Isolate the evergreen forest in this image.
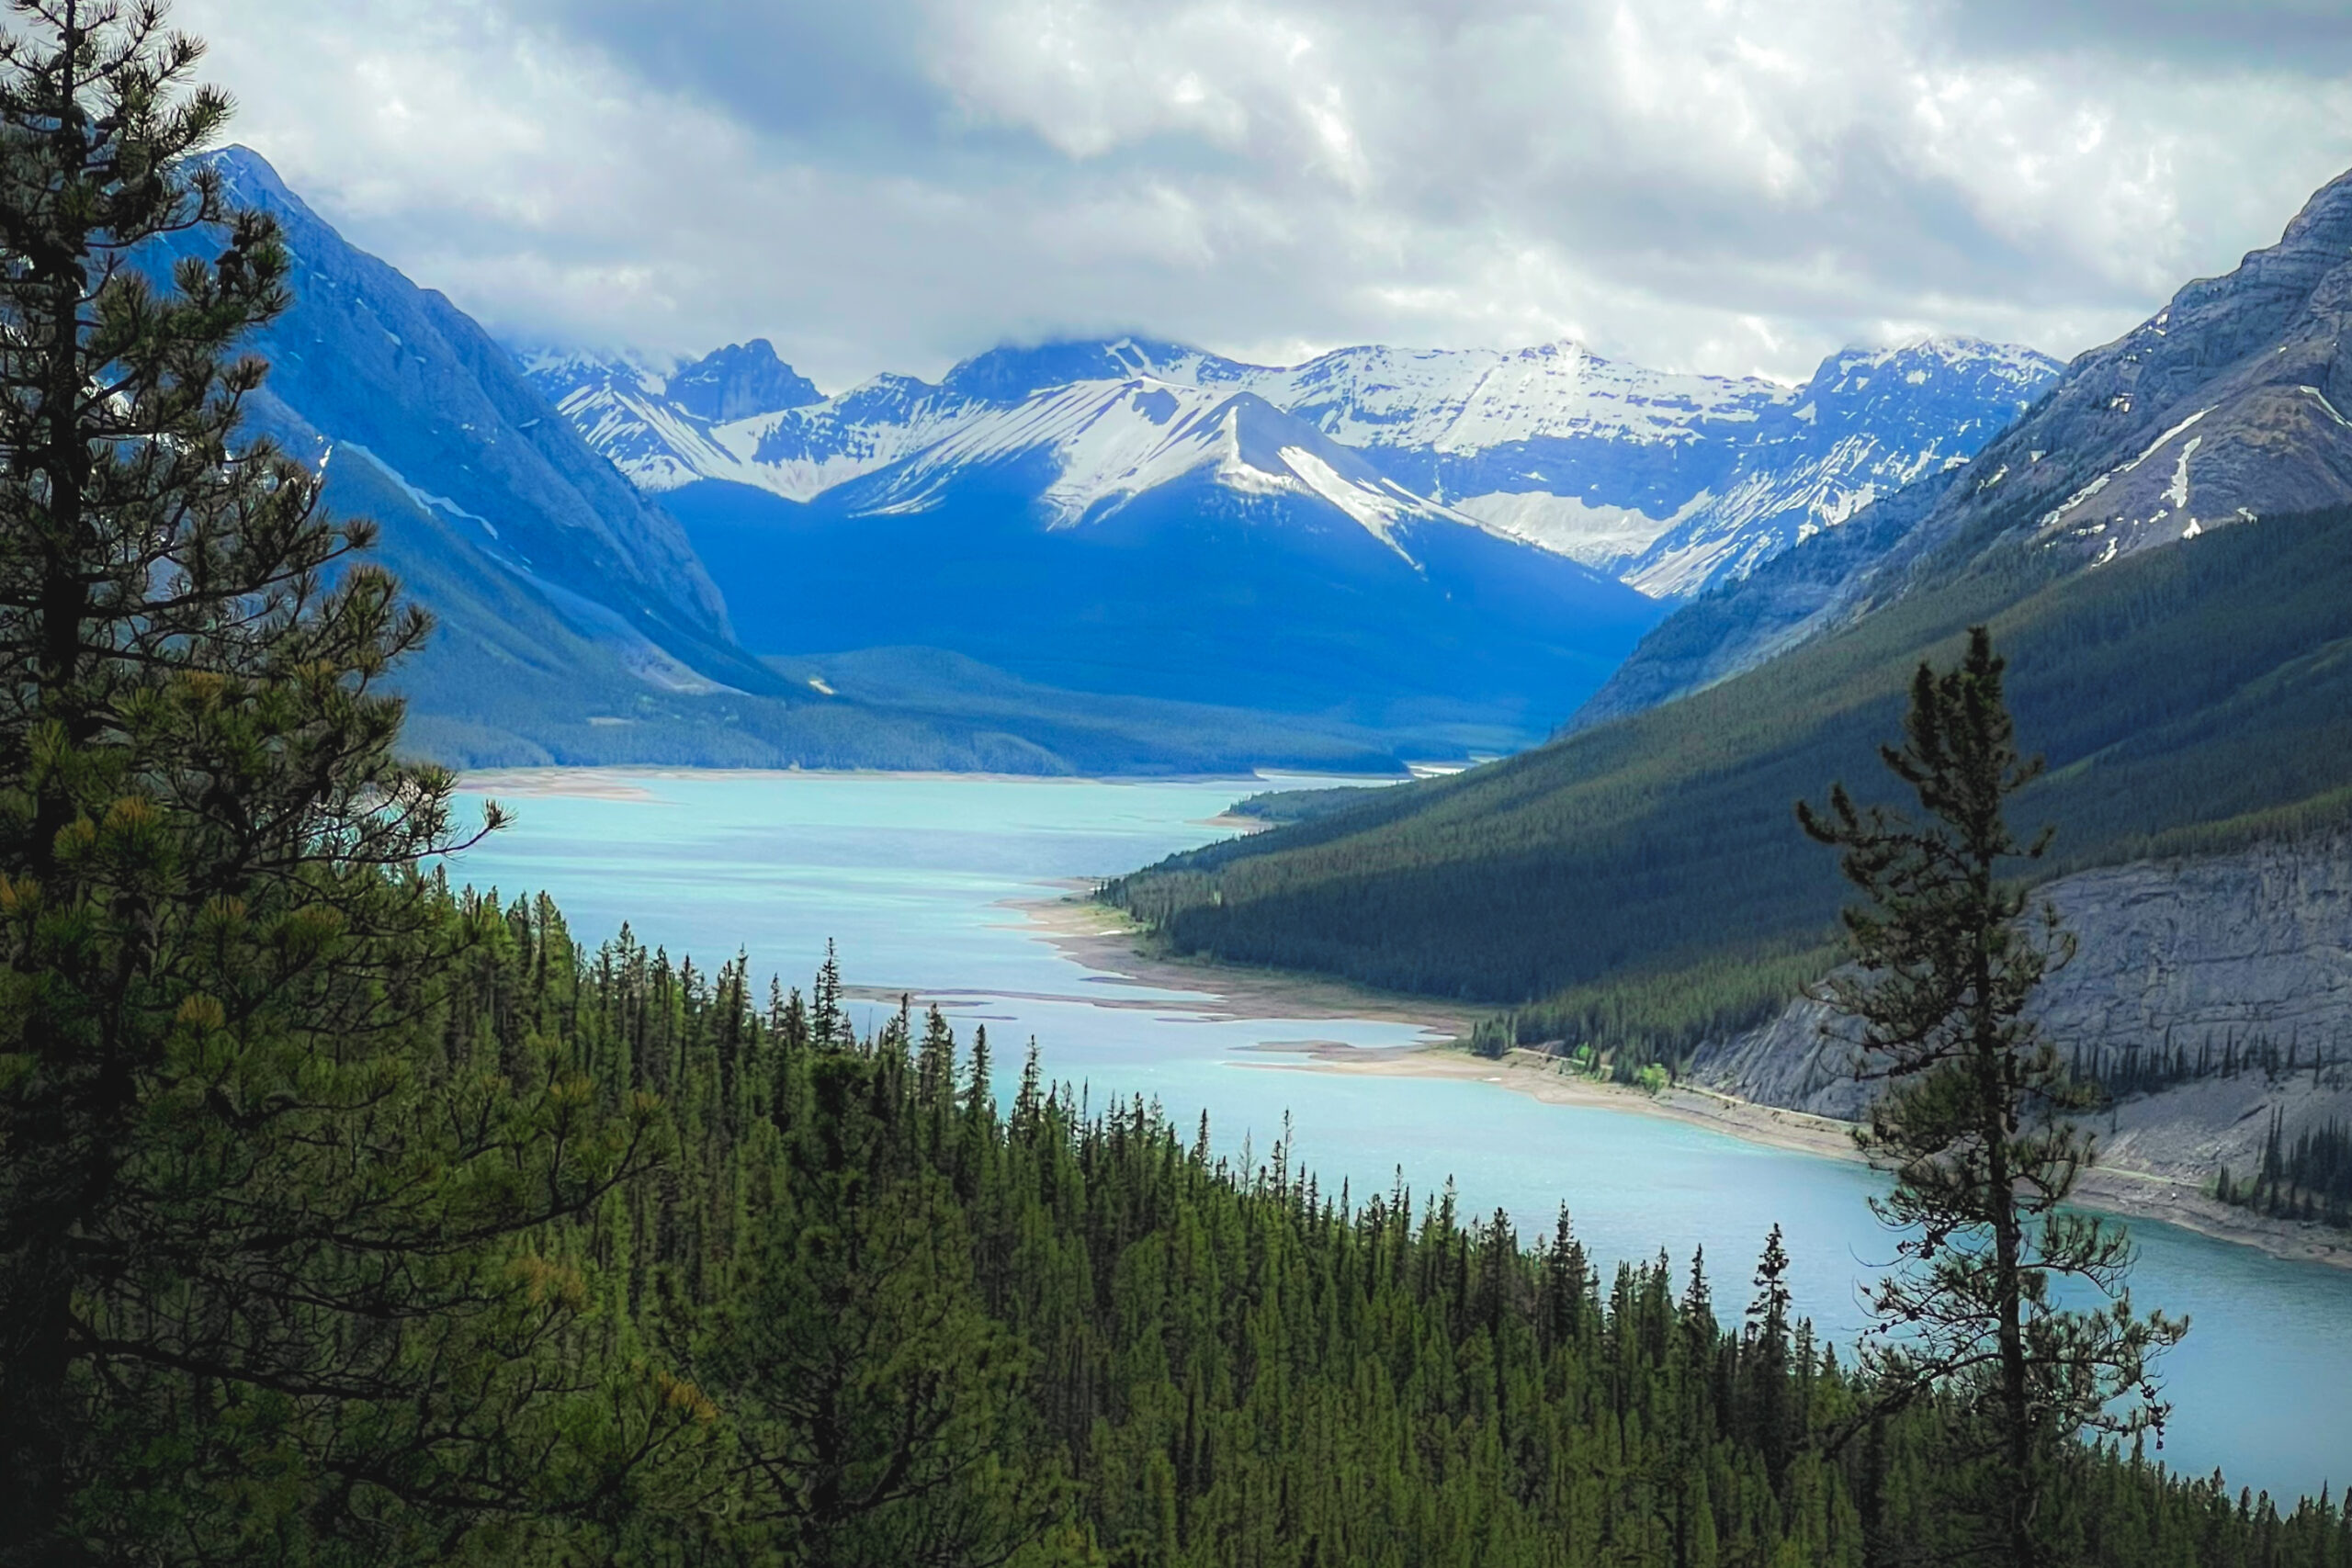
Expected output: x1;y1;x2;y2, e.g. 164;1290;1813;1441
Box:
27;902;2352;1566
2218;1110;2352;1229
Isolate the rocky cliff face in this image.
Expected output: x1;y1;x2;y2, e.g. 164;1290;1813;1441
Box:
1578;163;2352;726
1990;168;2352;567
664;340;822;424
1687;830;2352;1183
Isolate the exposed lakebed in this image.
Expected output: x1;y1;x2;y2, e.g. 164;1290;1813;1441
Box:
448;769;2352;1504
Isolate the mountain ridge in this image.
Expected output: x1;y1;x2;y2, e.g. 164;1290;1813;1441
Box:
1578;164;2352;725
186;146;1477;773
529;330;2059;600
180;147;786;700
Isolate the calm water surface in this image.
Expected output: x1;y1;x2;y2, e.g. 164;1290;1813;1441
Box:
447;770;2352;1503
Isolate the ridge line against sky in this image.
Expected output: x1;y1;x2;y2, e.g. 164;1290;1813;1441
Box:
181;0;2352;395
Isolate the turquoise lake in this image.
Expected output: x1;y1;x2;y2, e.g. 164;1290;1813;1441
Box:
447;769;2352;1504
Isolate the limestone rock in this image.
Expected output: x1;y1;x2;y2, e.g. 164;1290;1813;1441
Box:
1688;830;2352;1179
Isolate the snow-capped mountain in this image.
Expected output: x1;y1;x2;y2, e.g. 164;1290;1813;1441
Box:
1607;337;2064;595
797;374;1494;554
530;329;1672;728
662;407;1667;728
1576;161;2352;731
532;333;2058;598
183;148;774;696
522;339;825;492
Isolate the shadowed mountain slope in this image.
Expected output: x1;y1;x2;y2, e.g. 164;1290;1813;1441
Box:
1111;501;2352;1001
1579;163;2352;729
663;381;1670;742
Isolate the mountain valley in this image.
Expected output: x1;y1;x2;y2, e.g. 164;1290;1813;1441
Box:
187;148;1554;772
1104;161;2352;1224
24;5;2352;1562
157;149;2073;774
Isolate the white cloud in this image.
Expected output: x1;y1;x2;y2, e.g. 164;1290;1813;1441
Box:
175;0;2352;391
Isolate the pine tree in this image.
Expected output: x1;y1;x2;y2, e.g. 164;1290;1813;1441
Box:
918;1002;958;1157
715;1048;1061;1568
1747;1224;1795;1493
0;6;673;1559
1798;626;2185;1567
812;938;848;1049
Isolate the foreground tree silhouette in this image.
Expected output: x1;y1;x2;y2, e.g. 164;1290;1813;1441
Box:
1799;626;2184;1567
0;5;684;1562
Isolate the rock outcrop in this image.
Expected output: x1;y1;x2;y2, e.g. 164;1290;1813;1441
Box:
1688;830;2352;1184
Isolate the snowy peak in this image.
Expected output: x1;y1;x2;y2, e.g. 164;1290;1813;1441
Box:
517;340;828;492
523;355;729;492
938;335;1219;406
743;374;982;499
1261;340;1791;454
1901;163;2352;570
545;328;2058;597
826;374;1470;559
1066;386;1465;552
1467;336;2061;594
666;339;822;423
1804;336;2062;430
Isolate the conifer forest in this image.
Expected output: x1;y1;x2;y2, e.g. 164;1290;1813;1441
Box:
22;897;2352;1567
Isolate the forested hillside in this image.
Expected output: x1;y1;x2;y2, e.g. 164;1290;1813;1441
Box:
47;896;2346;1566
1108;501;2352;1006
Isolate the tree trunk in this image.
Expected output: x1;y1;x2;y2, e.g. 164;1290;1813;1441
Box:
1974;934;2036;1568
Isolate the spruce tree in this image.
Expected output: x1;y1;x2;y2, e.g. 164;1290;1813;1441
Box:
1799;626;2184;1567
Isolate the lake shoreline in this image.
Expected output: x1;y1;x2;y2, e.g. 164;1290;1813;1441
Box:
459;764;1413;799
1018;885;1488;1039
1029;892;2352;1272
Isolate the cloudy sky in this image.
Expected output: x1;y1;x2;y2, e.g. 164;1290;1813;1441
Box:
177;0;2352;391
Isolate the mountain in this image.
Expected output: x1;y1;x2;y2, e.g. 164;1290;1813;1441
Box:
1568;470;1965;729
165;149;1457;774
534;333;2059;601
1955;166;2352;566
664;340;824;423
662;380;1668;740
1581;166;2352;728
520;340;825;491
1104;164;2352;1016
186;148;2053;769
1603;339;2056;595
178;149;772;692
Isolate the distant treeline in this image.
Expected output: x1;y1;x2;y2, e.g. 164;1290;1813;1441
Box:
2072;1032;2352;1101
1468;945;1839;1081
2220;1110;2352;1230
